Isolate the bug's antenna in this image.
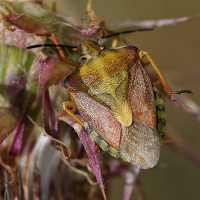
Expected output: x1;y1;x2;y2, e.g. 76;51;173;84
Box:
27;44;77;50
100;28;153;39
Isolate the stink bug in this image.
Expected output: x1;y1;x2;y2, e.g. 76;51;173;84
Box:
62;38;167;169
27;30;192;169
61;33;192;169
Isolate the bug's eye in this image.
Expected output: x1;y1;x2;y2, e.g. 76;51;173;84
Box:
81;56;87;60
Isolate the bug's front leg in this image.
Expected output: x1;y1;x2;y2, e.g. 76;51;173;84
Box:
35;33;79;70
139;50;193;110
62;100;84;127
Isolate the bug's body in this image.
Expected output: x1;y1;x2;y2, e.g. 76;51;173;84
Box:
26;0;192;170
64;40;166;169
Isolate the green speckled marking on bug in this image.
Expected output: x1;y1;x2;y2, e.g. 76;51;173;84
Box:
84;85;166;161
84;121;125;160
153;85;166;144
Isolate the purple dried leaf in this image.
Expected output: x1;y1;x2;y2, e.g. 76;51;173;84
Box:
7;13;45;33
0;108;20;144
42;89;58;138
28;53;74;99
9;90;31;155
1;4;103;55
58;115;107;200
43;15;104;47
67;18;102;36
123;166;141;200
110;14;200;30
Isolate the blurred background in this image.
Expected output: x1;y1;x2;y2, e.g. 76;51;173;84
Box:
45;0;200;199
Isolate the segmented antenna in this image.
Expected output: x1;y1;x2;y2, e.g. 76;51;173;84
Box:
27;28;153;49
100;28;153;39
27;44;77;49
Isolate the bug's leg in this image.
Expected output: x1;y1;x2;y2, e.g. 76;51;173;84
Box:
111;35;120;48
95;144;99;151
36;33;79;75
0;1;15;15
85;0;106;39
36;33;79;70
0;1;15;32
61;91;81;125
52;0;57;12
139;50;193;110
69;93;78;113
62;101;84;127
85;0;103;24
50;34;79;69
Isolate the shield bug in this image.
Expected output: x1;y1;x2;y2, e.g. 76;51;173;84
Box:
28;30;192;169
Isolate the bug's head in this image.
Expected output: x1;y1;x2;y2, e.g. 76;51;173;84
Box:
78;40;105;61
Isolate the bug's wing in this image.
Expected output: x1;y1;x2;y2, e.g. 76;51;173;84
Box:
128;62;157;131
72;91;122;151
84;114;160;169
120;118;160;169
120;85;165;168
119;61;160;168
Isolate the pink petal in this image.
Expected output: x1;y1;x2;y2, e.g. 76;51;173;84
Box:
42;89;58;137
9;90;32;155
28;53;73;99
8;13;44;33
59;115;107;200
123;167;141;200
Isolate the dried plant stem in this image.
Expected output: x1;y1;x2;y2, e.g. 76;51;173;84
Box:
61;156;98;186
